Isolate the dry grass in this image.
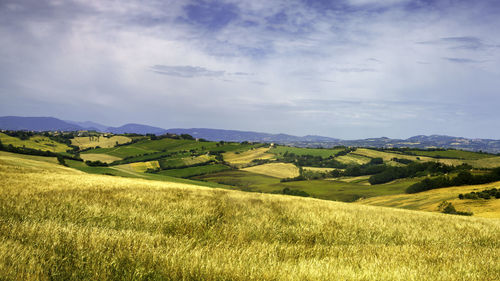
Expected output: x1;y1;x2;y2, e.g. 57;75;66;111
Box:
358;181;500;218
335;153;372;165
223;147;274;168
71;136;132;149
0;133;71;153
115;160;160;173
0;153;499;280
80;153;122;163
302;167;336;173
242;163;300;179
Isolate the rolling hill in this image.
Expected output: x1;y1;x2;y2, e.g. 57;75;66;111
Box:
0;152;498;280
3;116;500;152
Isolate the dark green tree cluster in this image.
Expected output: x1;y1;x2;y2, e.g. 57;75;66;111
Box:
437;201;473;216
3;130;34;140
407;168;500;193
85;160;108;167
459;188;500;200
368;162;459;185
273;187;309;197
0;141;82;161
280;152;347;169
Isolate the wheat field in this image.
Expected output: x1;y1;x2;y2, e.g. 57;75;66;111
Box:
242;162;300;179
0;153;499;280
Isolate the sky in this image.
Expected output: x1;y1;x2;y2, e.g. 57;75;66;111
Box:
1;0;500;139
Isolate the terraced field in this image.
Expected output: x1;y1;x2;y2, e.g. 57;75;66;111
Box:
242;163;300;179
358;181;500;218
71;135;131;149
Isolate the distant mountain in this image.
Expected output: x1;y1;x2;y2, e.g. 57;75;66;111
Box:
0;116;83;131
107;123;168;135
65;120;109;132
2;116;500;153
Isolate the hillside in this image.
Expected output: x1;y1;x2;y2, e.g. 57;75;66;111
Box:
357;182;500;218
4;116;500;152
0;153;499;280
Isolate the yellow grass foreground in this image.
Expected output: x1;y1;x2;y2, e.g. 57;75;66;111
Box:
242;162;300;178
357;181;500;218
0;153;499;280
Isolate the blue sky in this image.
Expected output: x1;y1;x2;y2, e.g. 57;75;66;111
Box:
1;0;500;139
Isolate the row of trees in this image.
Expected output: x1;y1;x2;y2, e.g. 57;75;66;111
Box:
406;168;500;193
459;188;500;200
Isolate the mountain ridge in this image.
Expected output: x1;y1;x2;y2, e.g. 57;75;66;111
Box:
1;116;500;153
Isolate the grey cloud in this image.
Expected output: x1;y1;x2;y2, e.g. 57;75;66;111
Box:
417;36;498;50
442;57;484;64
335;68;377;73
151;65;225;78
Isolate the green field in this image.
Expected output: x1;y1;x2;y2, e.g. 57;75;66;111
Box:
402;149;495;160
270;145;343;158
1;152;498;280
65;159;225;188
194;170;281;191
0;133;72;154
358;181;500;218
196;169;421;202
157;164;232;178
158;154;213;169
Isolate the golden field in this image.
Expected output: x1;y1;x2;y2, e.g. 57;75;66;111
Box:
0;153;499;280
358;181;500;218
223;147;274;168
71;135;132;149
242;162;300;179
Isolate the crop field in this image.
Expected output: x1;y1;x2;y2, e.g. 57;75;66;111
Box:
157;164;231;178
158;154;213;169
0;133;71;153
352;148;434;162
65;159;224;188
115;160;160;173
264;178;422;202
403;149;495;160
242;163;300;179
71;135;131;149
335;153;372;165
302;167;336;173
194;170;281;191
270;146;343;158
1;154;498;280
358;181;500;218
223;147;274;167
80;153;122;163
0;151;58;164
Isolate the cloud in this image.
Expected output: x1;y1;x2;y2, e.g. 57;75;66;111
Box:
151;65;225;78
417;36;498;50
442;57;484;64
